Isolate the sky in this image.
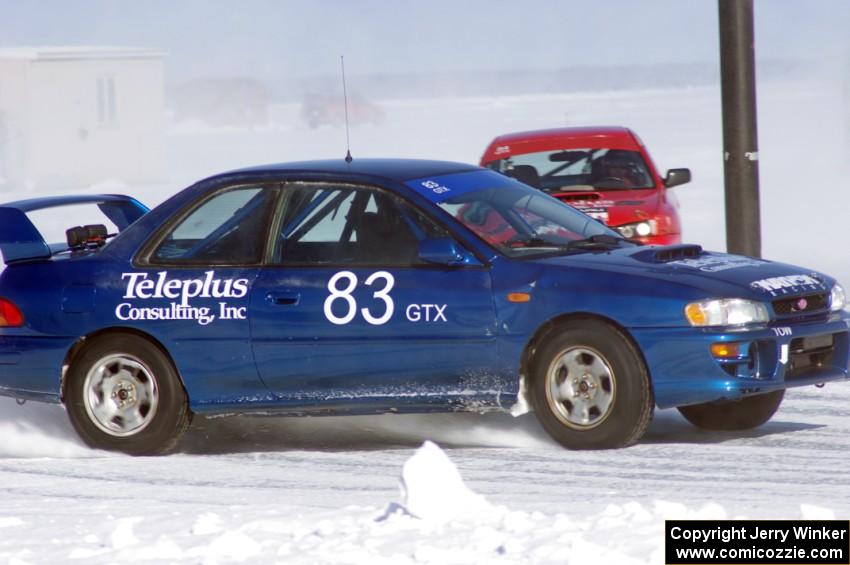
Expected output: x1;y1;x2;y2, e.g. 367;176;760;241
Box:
0;0;847;82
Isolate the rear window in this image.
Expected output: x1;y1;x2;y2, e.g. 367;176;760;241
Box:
151;186;276;265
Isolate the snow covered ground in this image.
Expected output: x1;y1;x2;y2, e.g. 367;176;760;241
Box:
1;75;850;563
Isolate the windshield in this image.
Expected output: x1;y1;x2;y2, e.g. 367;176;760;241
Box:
486;148;655;191
406;170;627;258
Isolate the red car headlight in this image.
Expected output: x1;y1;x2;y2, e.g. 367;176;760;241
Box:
616;220;656;238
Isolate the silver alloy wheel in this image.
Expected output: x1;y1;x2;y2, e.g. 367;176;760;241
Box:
545;346;616;429
82;353;159;437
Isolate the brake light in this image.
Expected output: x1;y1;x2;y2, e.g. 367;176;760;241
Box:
0;298;24;327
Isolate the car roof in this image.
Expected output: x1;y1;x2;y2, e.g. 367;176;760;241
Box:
488;126;634;145
101;158;488;262
480;126;642;164
214;158;480;183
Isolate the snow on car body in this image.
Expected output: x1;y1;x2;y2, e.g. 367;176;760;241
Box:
480;126;691;244
0;159;846;454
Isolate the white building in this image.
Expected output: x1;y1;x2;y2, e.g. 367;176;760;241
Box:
0;47;165;191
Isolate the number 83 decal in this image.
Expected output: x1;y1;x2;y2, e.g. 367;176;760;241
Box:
323;271;394;325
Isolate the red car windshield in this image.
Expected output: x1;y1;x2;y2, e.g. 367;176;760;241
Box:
486;148;654;191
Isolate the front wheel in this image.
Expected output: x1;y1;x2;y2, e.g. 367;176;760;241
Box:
65;334;191;455
677;390;784;431
529;320;654;449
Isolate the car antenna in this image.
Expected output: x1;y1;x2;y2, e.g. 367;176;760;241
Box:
340;55;353;163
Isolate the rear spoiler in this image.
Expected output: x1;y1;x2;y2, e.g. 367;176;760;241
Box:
0;194;148;264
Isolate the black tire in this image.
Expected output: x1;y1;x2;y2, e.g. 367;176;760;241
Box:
65;334;191;455
677;390;784;431
529;320;653;449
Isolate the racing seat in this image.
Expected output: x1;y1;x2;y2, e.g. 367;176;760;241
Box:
356;201;418;264
506;165;540;188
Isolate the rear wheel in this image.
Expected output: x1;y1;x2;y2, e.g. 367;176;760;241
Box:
529;320;653;449
677;390;784;431
65;334;191;455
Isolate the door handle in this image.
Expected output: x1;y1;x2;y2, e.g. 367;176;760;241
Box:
266;291;300;306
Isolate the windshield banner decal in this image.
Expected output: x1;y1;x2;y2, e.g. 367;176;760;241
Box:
405;170;508;203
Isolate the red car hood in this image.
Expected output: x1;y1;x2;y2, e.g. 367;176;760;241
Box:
552;188;661;227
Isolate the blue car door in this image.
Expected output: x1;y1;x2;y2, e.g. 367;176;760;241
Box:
135;184;277;406
249;181;503;406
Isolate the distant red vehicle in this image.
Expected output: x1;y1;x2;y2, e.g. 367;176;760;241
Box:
480;126;691;245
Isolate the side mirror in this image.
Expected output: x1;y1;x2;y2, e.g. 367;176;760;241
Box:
418;237;480;266
664;168;691;188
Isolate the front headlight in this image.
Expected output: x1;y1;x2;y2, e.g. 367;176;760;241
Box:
616;220;655;239
830;283;846;312
684;298;769;327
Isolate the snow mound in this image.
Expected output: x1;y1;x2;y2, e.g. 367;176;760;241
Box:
397;440;495;522
373;442;667;563
369;443;730;564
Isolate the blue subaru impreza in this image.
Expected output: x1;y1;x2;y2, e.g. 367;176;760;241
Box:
0;159;847;454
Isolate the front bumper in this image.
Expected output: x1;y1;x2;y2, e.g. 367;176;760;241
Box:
631;313;850;408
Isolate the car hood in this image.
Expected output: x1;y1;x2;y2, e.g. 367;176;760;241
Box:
552;188;660;227
532;244;835;303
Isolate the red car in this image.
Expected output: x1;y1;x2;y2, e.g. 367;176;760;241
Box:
480;126;690;245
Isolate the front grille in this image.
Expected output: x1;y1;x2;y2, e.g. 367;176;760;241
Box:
557;193;599;202
772;293;829;317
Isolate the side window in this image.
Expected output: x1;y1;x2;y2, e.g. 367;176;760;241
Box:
152;186;276;264
275;182;453;266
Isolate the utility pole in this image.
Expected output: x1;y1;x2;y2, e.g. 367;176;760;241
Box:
718;0;761;257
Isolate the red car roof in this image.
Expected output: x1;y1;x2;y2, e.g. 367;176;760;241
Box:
480;126;643;164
